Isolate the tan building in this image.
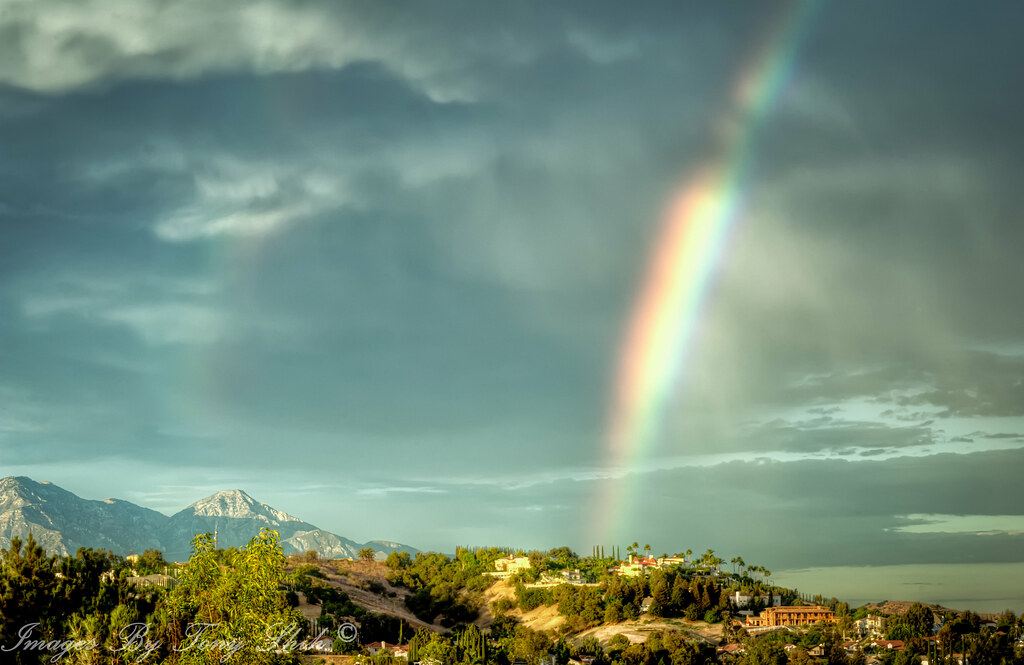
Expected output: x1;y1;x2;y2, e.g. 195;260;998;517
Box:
490;555;532;576
746;606;837;627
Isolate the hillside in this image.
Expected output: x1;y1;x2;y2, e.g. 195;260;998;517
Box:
476;578;566;633
573;617;723;647
286;557;439;630
473;578;724;644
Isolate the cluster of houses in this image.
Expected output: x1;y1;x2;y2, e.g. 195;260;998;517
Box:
718;638;906;662
488;553;694;585
608;555;689;578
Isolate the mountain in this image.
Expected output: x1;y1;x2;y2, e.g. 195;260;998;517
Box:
0;476;166;556
0;477;418;561
161;489;366;561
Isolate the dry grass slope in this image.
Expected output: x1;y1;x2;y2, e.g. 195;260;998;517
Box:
285;557;440;630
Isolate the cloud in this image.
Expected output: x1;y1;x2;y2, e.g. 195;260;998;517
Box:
0;0;470;100
100;303;225;345
17;273;227;345
893;514;1024;536
2;0;1024;570
153;159;351;241
356;486;448;497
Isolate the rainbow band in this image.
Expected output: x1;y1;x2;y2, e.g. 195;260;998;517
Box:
594;0;821;546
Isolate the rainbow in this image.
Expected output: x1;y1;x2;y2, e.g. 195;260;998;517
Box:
594;0;821;545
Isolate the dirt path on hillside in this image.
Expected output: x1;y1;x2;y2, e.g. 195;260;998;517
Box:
287;559;439;631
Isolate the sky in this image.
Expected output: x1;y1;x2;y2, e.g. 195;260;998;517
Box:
2;0;1024;607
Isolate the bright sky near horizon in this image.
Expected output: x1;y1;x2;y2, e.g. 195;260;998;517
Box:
2;0;1024;606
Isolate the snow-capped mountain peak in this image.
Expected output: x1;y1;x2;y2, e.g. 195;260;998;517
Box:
0;477;418;562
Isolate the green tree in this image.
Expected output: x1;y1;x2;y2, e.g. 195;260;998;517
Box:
359;547;376;562
138;549;169;575
457;625;486;664
386;551;412;570
164;528;301;664
904;603;934;638
740;638;787;665
649;580;670;618
0;533;60;653
605;601;624;624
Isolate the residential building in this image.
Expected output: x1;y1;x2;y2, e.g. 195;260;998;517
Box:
311;638;334;653
732;592;783;608
856;615;886;638
746;606;837;627
488;555;532;577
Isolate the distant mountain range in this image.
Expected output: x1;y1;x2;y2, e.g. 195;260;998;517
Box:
0;476;418;562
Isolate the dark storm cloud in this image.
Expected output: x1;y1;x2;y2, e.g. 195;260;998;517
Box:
1;0;1023;565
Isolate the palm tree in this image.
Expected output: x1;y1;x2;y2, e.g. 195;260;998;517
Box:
643;544;651;559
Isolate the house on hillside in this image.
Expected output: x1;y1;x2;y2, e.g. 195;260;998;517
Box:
856;616;886;638
732;592;782;608
561;569;583;583
746;606;837;627
368;642;396;656
486;555;532;578
311;638;334;653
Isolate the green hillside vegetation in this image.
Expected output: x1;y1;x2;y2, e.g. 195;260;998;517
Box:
2;536;1023;665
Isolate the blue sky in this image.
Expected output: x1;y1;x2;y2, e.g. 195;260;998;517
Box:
2;0;1024;600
